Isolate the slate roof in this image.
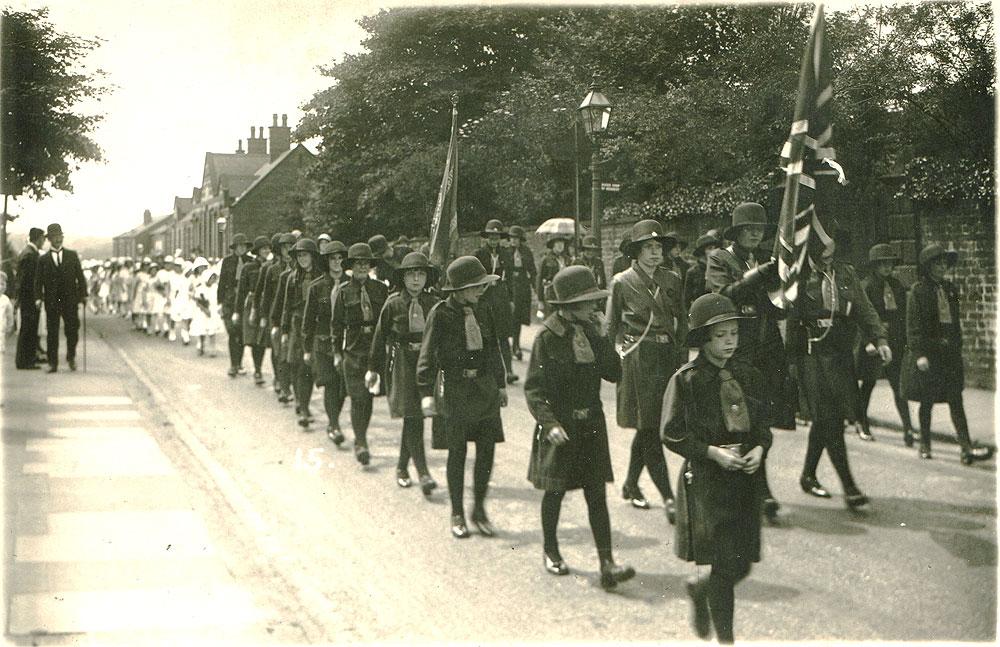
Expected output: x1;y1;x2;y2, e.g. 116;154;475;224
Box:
232;144;316;206
202;152;270;196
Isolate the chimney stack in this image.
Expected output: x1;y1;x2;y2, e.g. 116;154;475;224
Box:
143;209;152;225
247;124;267;155
272;113;278;126
236;139;245;154
268;111;292;161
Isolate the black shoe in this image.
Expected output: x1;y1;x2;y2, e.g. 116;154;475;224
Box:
856;422;874;442
451;514;470;539
254;372;265;386
18;364;41;370
903;429;915;448
327;427;345;446
419;474;437;496
544;552;569;576
799;475;831;498
471;509;495;537
920;445;932;460
298;415;311;428
46;366;57;374
506;372;519;385
278;392;291;404
355;445;370;466
396;470;412;488
513;349;523;361
845;488;870;510
664;498;676;525
227;366;238;378
67;359;77;372
599;560;636;590
685;578;711;640
961;445;994;465
763;498;781;524
622;484;650;509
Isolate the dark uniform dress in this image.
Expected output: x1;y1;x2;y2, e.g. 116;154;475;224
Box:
268;264;296;398
901;277;963;403
537;251;571;317
474;245;515;371
332;276;389;399
370;291;441;419
280;265;321;415
508;245;536;326
218;251;252;370
856;273;911;434
683;257;709;311
235;256;267;374
786;260;885;493
706;245;794;429
303;272;347;432
526;314;620;491
416;295;506;448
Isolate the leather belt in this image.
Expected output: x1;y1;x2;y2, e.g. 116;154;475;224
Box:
349;324;374;334
623;332;672;345
571;408;590;420
461;368;479;378
406;341;422;351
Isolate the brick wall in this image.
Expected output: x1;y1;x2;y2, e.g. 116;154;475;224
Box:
231;148;313;240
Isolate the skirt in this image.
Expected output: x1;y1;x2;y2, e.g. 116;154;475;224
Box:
797;351;857;423
617;339;679;430
528;417;613;491
342;350;372;399
901;345;964;403
433;413;504;450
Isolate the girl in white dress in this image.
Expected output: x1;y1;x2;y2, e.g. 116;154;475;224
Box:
131;261;152;331
189;259;222;356
169;259;192;344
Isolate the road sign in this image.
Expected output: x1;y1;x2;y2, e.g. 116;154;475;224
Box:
601;183;621;192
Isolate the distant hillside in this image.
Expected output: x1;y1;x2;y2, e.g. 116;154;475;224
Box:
8;236;113;260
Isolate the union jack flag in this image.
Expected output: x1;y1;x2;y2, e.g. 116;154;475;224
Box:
772;4;843;308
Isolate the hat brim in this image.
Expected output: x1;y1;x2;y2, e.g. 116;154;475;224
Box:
394;264;439;282
481;231;510;239
441;273;500;292
342;254;377;268
546;236;572;248
868;255;899;265
724;222;776;241
686;312;748;347
624;234;676;256
548;287;609;305
922;250;958;267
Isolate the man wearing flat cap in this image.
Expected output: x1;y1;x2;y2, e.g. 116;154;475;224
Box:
219;232;253;377
16;227;46;369
34;223;87;372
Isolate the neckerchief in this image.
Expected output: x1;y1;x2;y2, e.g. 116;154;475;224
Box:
719;367;750;433
462;305;483;351
359;281;373;321
408;294;426;333
883;280;897;312
570;321;595;364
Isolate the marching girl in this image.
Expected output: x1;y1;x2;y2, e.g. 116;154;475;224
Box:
661;293;772;644
130;259;152;331
150;260;173;336
97;263;112;314
368;251;440;496
280;238;322;428
169;258;193;345
114;260;132;318
189;258;220;356
525;265;635;590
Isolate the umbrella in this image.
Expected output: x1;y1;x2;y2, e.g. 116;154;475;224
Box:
535;217;588;236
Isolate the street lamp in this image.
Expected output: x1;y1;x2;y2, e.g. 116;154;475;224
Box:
216;215;227;258
578;81;612;248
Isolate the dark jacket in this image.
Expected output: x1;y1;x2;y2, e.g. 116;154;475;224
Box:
507;244;536;325
537;251;572;304
683;258;709;311
610;254;632;277
901;276;963;402
661;354;772;565
577;255;608;290
35;248;87;311
259;259;289;325
525;314;620;491
857;273;907;381
370;290;440;418
302;273;344;356
16;244;40;308
218;252;252;316
330;277;389;358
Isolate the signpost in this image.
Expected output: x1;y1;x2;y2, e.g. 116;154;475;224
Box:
601;182;621;192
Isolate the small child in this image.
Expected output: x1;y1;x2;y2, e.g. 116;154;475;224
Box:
0;271;14;353
661;293;772;644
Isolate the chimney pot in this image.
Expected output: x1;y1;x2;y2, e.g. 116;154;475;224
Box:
273;113;278;126
251;126;256;138
282;114;288;127
236;139;244;153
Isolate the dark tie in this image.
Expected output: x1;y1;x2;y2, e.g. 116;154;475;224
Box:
719;368;751;433
462;306;483;351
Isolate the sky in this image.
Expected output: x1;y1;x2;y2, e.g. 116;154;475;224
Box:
5;0;888;244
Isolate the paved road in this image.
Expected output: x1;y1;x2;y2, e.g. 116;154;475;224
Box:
5;314;996;643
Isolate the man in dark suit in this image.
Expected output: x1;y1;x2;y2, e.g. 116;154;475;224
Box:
218;232;252;377
34;223;87;372
15;227;45;369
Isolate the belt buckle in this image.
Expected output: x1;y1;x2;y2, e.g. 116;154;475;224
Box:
571;408;589;420
462;368;479;378
361;325;373;334
408;342;422;351
655;334;671;344
817;319;833;328
741;305;756;315
717;442;744;456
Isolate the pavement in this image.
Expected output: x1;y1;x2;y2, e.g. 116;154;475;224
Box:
3;315;996;643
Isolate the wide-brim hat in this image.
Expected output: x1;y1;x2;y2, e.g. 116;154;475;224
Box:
441;255;499;292
188;256;210;275
269;233;282;248
252;236;270;253
317;233;332;243
229;233;249;249
918;243;958;268
868;243;899;264
46;223;63;238
291;238;318;255
547;266;609;305
623;219;676;257
686;293;747;347
546;234;572;249
367;235;389;255
618;231;632;254
666;231;687;250
581;235;601;250
395;235;410;245
508;225;526;240
693;232;722;257
394;251;439;283
343;242;377;269
277;232;296;246
481;219;509;238
725;202;775;241
319;240;348;257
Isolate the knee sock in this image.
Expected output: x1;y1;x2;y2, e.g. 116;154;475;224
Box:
822;418;858;492
447;441;468;516
472;438;495;512
640;428;673;500
324;383;345;430
350;395;373;447
541;490;565;555
859;379;876;425
397;433;411;472
708;564;750;645
512;325;522;353
583;485;612;557
251;345;265;372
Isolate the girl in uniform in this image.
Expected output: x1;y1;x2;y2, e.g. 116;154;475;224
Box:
525;265;635;590
280;238;322;428
369;251;441;495
661;293;771;644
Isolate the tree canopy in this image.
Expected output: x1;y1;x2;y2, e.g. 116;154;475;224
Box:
297;3;994;241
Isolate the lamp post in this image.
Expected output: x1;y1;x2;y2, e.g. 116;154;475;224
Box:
578;80;612;247
216;215;227;258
